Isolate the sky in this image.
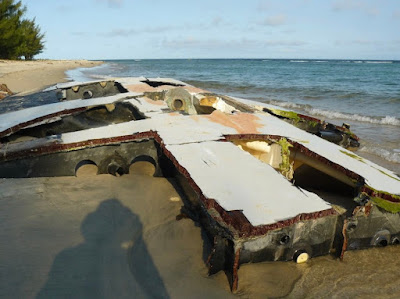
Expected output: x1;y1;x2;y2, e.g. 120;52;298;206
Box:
20;0;400;60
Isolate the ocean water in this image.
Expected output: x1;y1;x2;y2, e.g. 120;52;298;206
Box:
81;59;400;173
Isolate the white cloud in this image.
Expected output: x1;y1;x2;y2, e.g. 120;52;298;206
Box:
335;39;381;46
257;0;274;11
161;37;263;50
265;40;306;46
332;0;379;16
259;14;287;26
105;26;176;37
95;0;123;8
160;37;306;51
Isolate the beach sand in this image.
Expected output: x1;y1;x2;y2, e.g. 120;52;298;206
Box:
1;62;400;298
0;59;103;94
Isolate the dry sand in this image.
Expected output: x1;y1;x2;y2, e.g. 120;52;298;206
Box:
0;59;103;94
1;62;400;298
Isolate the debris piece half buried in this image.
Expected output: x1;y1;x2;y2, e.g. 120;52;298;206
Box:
0;77;399;292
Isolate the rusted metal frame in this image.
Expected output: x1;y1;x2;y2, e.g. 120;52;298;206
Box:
160;135;337;238
1;130;338;238
352;204;373;217
340;219;349;260
225;133;365;183
225;132;400;203
0;107;88;139
297;113;324;124
231;248;241;292
296;113;359;141
0;131;158;162
360;186;400;203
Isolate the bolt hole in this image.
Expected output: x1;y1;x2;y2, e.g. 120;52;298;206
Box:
108;163;125;177
280;235;290;245
347;223;357;233
173;99;184;110
378;239;388;247
83;90;93;99
392;238;400;245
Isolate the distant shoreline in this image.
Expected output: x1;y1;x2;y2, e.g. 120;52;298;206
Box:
0;59;103;95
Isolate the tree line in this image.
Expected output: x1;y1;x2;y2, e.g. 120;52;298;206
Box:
0;0;45;60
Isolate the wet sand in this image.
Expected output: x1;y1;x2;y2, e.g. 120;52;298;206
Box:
0;59;103;94
1;62;400;298
2;174;400;298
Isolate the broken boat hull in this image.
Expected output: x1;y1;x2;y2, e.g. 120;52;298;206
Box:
0;78;399;292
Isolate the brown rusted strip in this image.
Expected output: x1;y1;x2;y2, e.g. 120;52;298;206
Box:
297;113;323;124
161;140;338;237
340;219;349;260
0;107;88;138
360;186;400;203
0;131;158;161
1;130;341;237
231;248;241;292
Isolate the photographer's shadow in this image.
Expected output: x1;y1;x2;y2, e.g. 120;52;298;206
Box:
36;199;169;299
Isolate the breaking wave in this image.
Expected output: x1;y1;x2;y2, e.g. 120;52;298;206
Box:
304;108;400;126
266;101;400;126
290;60;309;63
267;100;307;110
359;146;400;164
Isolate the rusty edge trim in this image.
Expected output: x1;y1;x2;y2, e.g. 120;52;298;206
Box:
297;113;360;141
231;248;241;292
0;130;340;238
0;107;88;139
0;131;158;161
360;186;400;203
157;134;338;238
224;134;400;205
340;219;349;260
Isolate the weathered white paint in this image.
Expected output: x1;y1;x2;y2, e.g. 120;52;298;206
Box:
0;93;141;135
1;78;399;229
166;141;331;226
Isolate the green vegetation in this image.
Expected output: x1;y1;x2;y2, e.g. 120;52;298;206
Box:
371;196;400;213
371;166;400;182
0;0;44;60
278;137;294;179
267;108;301;123
339;150;365;163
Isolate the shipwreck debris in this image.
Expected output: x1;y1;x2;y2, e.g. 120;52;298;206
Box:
0;83;13;100
0;77;399;292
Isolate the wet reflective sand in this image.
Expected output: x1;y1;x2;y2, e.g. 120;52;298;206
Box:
1;173;400;298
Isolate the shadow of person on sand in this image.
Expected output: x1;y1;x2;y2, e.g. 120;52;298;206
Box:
36;198;169;299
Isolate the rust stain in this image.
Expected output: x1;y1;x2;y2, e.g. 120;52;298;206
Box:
340;219;349;260
231;248;241;292
154;85;176;92
168;112;181;117
125;83;158;93
189;115;200;122
205;111;262;134
1;129;340;238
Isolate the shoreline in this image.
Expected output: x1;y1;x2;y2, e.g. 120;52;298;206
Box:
0;59;103;95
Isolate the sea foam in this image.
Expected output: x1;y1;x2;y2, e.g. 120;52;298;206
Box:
360;146;400;164
304;108;400;126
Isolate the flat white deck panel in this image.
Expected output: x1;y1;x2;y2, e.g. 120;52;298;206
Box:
124;97;169;114
1;78;398;198
253;112;400;195
60;113;236;145
0;93;141;133
166;141;331;226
